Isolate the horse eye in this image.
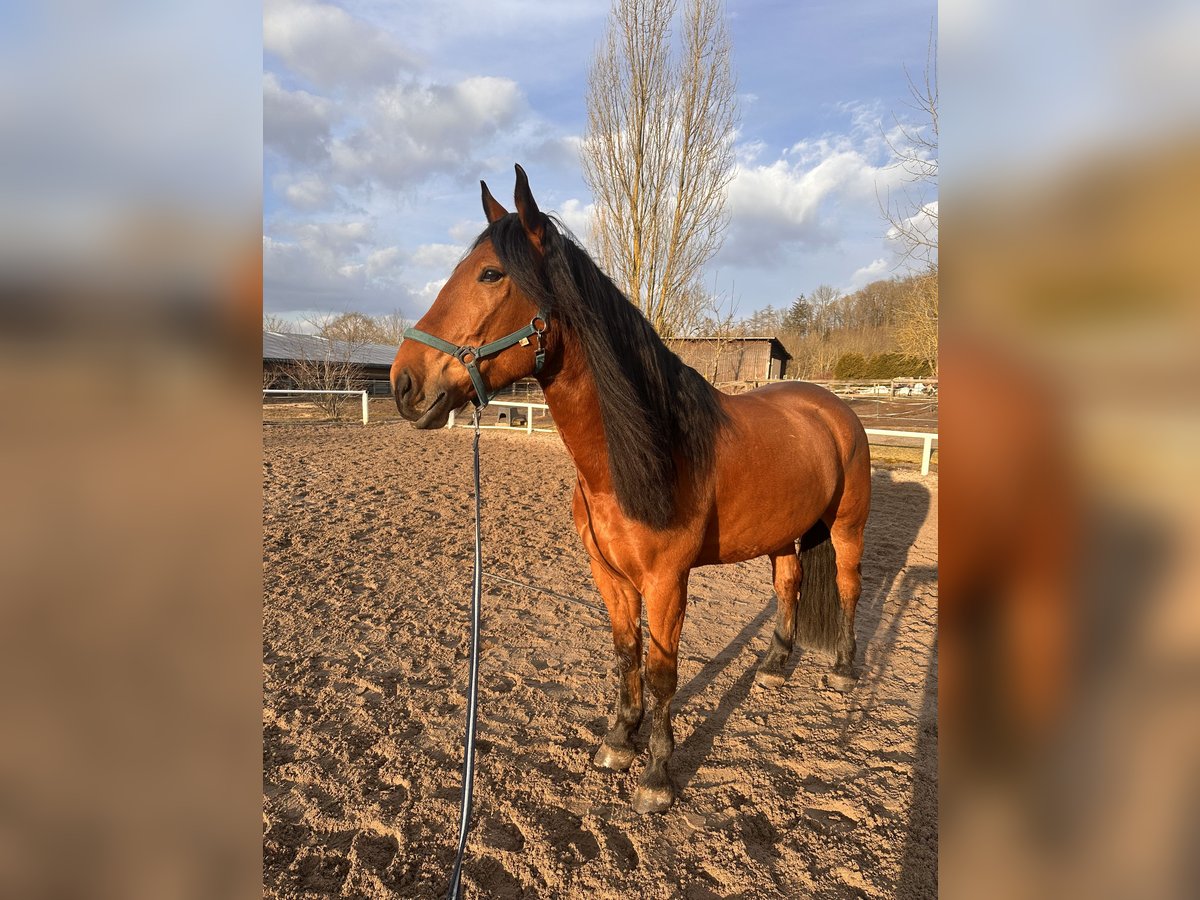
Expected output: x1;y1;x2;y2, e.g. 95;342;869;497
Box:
479;267;505;283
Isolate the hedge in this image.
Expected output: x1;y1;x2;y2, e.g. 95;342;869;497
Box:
833;351;933;380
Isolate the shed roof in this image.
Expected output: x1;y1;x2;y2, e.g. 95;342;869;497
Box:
263;331;397;367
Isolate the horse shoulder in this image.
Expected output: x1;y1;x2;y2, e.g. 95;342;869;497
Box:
572;479;699;588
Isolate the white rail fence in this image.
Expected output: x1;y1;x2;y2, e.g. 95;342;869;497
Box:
863;428;939;476
448;403;939;474
263;389;370;425
446;402;553;434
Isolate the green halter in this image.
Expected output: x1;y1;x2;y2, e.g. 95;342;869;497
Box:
402;311;549;409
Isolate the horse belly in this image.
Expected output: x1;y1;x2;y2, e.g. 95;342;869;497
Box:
699;455;835;565
696;385;855;566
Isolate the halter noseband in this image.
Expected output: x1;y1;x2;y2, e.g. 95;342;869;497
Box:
402;310;550;410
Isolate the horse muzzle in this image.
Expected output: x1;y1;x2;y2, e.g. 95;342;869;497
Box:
391;367;461;429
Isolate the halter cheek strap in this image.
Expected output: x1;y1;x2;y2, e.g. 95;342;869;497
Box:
402;311;550;410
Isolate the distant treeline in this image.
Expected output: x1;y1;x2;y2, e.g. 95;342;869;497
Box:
704;270;937;379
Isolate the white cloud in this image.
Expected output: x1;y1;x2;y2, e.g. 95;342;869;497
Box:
264;0;415;91
410;242;465;270
449;219;486;243
330;76;525;188
263;224;417;315
263;233;356;303
263;72;336;164
524;134;583;171
365;246;403;279
554;198;594;244
846;257;890;292
276;173;335;211
261;5;572;318
275;220;371;254
885;200;939;253
418;279;448;303
721;159;838;264
735;140;768;165
720;121;914;267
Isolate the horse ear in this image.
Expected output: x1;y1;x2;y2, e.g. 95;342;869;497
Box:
481;180;508;223
513;163;544;251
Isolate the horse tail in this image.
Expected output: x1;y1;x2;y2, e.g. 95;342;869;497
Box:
794;521;842;652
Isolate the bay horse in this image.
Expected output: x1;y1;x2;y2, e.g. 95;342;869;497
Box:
391;165;870;814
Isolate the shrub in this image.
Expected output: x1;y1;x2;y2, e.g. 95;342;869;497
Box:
834;351;932;380
833;352;867;379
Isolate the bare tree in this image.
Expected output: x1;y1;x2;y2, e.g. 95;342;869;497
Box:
809;283;842;337
582;0;738;336
700;289;744;383
311;309;411;346
275;318;367;418
881;26;938;266
664;286;742;382
659;278;722;338
319;311;380;345
878;25;938;376
262;308;409;416
263;313;293;333
895;267;938;376
809;283;841;308
372;310;411;347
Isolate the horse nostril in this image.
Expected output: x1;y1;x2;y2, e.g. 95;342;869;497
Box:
393;369;413;406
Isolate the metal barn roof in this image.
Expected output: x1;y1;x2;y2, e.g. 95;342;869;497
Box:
262;331;397;367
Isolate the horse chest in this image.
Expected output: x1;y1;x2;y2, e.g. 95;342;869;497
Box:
572;488;697;583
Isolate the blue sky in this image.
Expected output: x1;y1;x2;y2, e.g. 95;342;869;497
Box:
263;0;938;328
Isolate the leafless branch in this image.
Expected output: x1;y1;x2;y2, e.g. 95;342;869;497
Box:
878;22;938;268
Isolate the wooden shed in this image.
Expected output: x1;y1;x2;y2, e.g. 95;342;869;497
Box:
668;336;791;384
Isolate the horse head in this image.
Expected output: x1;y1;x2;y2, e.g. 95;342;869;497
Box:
391;164;551;427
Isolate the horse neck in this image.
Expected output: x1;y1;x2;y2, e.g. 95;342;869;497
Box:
538;328;613;493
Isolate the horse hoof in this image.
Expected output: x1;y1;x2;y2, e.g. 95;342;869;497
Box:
631;783;675;814
754;667;785;688
594;742;636;771
825;671;858;692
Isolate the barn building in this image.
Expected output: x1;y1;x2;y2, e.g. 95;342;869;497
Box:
264;331;791;395
263;331;397;396
669;336;791;383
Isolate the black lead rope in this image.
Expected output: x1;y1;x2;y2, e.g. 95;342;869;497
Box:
397;317;548;898
445;407;484;900
397;318;556;897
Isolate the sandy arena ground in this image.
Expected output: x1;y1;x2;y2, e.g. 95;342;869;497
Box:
263;419;937;898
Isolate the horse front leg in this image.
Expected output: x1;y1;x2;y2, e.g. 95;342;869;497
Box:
589;559;644;772
631;572;687;814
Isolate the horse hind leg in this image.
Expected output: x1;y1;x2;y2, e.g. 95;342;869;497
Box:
755;546;801;687
827;516;866;692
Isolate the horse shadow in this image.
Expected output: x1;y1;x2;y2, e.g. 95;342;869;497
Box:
672;469;934;788
649;469;934;893
671;601;776;788
852;469;935;680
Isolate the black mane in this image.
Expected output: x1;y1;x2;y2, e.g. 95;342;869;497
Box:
476;215;727;528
